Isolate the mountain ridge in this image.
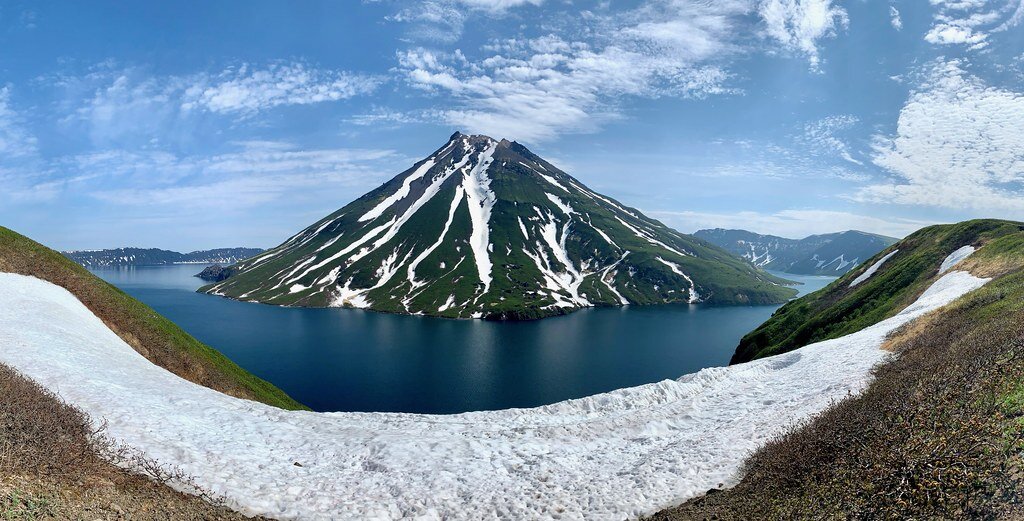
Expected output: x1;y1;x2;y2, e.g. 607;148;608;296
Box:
694;228;898;276
202;132;796;319
730;219;1023;363
64;247;264;268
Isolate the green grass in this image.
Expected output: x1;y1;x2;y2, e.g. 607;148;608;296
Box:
0;226;306;411
732;219;1024;363
0;490;53;520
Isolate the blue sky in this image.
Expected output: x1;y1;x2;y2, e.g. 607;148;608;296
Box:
1;0;1022;251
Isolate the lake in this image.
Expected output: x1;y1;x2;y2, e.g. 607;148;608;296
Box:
91;265;835;414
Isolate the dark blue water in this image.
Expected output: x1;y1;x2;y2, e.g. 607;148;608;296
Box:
91;266;834;414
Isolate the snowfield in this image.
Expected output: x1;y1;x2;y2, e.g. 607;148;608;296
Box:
0;269;989;520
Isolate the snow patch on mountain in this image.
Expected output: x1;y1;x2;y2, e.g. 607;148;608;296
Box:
408;185;466;291
545;193;575;215
939;245;976;274
850;249;899;287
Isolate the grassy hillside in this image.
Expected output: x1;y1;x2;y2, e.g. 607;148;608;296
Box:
0;226;306;411
652;228;1024;519
732;219;1024;363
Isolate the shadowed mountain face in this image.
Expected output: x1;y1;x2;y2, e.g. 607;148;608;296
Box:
202;133;795;319
694;229;898;276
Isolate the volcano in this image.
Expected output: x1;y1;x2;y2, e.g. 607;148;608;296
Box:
201;132;794;319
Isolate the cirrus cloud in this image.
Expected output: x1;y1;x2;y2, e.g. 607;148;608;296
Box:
0;86;38;158
59;62;381;147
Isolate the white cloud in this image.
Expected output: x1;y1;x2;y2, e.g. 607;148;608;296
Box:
389;2;468;43
758;0;848;69
858;60;1024;212
61;63;380;146
66;72;185;146
890;6;903;30
395;2;746;141
0;87;38;158
391;0;543;42
648;208;931;239
925;0;1024;49
393;0;847;141
454;0;543;12
182;63;380;116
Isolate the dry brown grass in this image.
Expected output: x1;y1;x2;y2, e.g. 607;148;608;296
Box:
0;363;261;520
959;256;1024;279
879;306;946;353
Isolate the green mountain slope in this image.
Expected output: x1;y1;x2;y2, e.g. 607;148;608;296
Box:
654;220;1024;519
203;133;796;319
731;219;1024;363
0;226;305;410
694;228;898;276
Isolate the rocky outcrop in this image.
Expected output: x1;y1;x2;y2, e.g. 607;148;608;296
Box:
195;264;234;282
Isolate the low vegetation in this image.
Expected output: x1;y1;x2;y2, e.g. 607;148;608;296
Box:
733;219;1024;363
654;222;1024;519
0;226;305;410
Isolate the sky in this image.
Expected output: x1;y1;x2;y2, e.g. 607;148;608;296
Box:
1;0;1022;251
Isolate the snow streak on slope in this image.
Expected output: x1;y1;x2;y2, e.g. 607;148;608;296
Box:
408;185;466;291
0;270;988;520
940;245;976;274
656;256;700;303
613;215;692;259
850;249;899;287
359;159;438;223
462;141;499;295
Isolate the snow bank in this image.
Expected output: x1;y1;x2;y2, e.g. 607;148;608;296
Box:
849;249;899;287
0;271;988;520
939;245;976;274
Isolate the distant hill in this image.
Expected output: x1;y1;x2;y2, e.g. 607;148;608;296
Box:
63;247;263;268
693;229;898;276
202;132;795;320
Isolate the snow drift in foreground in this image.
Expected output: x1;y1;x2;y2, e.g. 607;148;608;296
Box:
0;270;989;520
